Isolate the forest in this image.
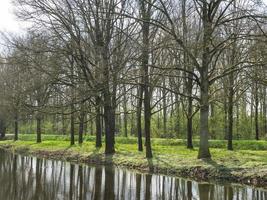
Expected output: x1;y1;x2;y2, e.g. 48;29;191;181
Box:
0;0;266;198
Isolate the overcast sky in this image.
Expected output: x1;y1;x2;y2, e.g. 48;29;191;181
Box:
0;0;21;33
0;0;266;34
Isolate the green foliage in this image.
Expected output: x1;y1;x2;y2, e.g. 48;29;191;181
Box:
18;134;71;141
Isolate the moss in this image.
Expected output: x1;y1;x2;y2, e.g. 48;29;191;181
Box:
0;135;267;188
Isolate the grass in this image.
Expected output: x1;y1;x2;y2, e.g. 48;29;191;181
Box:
5;133;267;150
1;134;267;187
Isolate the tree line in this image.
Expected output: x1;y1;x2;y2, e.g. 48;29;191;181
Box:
0;0;266;159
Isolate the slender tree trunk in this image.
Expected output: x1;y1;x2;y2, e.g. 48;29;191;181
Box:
14;113;18;141
117;106;121;134
227;83;234;150
157;108;161;130
144;84;152;158
251;93;254;135
84;113;88;135
101;107;105;137
263;86;267;135
210;102;216;139
223;96;228;140
78;105;85;144
187;106;193;149
182;0;193;149
163;80;167;136
170;92;174;134
131;109;134;136
0;119;6;138
136;85;143;151
236;102;239;136
227;45;235;149
255;82;259;140
175;94;180;136
36;114;42;143
187;78;194;149
95;98;102;148
141;0;153;158
123;85;128;137
62;113;66;135
70;103;75;145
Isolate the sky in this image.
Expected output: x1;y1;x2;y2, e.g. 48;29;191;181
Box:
0;0;266;34
0;0;23;33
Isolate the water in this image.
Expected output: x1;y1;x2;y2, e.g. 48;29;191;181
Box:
0;150;266;200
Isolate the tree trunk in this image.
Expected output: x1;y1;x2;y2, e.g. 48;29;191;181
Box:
141;0;153;158
227;83;234;150
187;80;194;149
78;106;85;144
198;80;211;159
62;113;66;135
84;112;88;135
14;113;18;141
36;115;42;143
70;103;75;145
223;97;228;140
175;94;180;136
255;82;259;140
144;84;153;158
198;2;211;159
263;86;267;135
0;119;6;138
236;102;239;136
103;89;115;154
136;85;143;151
163;80;167;136
187;112;193;149
182;0;193;149
95;98;102;148
123;85;128;137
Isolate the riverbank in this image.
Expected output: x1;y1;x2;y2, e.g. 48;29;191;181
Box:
0;135;267;188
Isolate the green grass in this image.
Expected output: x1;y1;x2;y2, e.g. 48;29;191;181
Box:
1;134;267;168
6;133;267;150
1;134;267;187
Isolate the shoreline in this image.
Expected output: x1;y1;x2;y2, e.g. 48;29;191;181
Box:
0;141;267;189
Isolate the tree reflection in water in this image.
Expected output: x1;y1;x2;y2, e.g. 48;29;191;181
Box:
0;150;266;200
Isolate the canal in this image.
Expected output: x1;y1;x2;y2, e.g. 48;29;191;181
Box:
0;150;266;200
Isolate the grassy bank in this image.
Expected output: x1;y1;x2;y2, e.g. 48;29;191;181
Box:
0;134;267;188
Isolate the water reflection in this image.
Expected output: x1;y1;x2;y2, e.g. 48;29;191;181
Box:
0;150;266;200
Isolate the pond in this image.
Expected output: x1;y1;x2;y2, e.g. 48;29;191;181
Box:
0;149;266;200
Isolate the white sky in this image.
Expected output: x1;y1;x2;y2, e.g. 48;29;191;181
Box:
0;0;266;33
0;0;23;33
